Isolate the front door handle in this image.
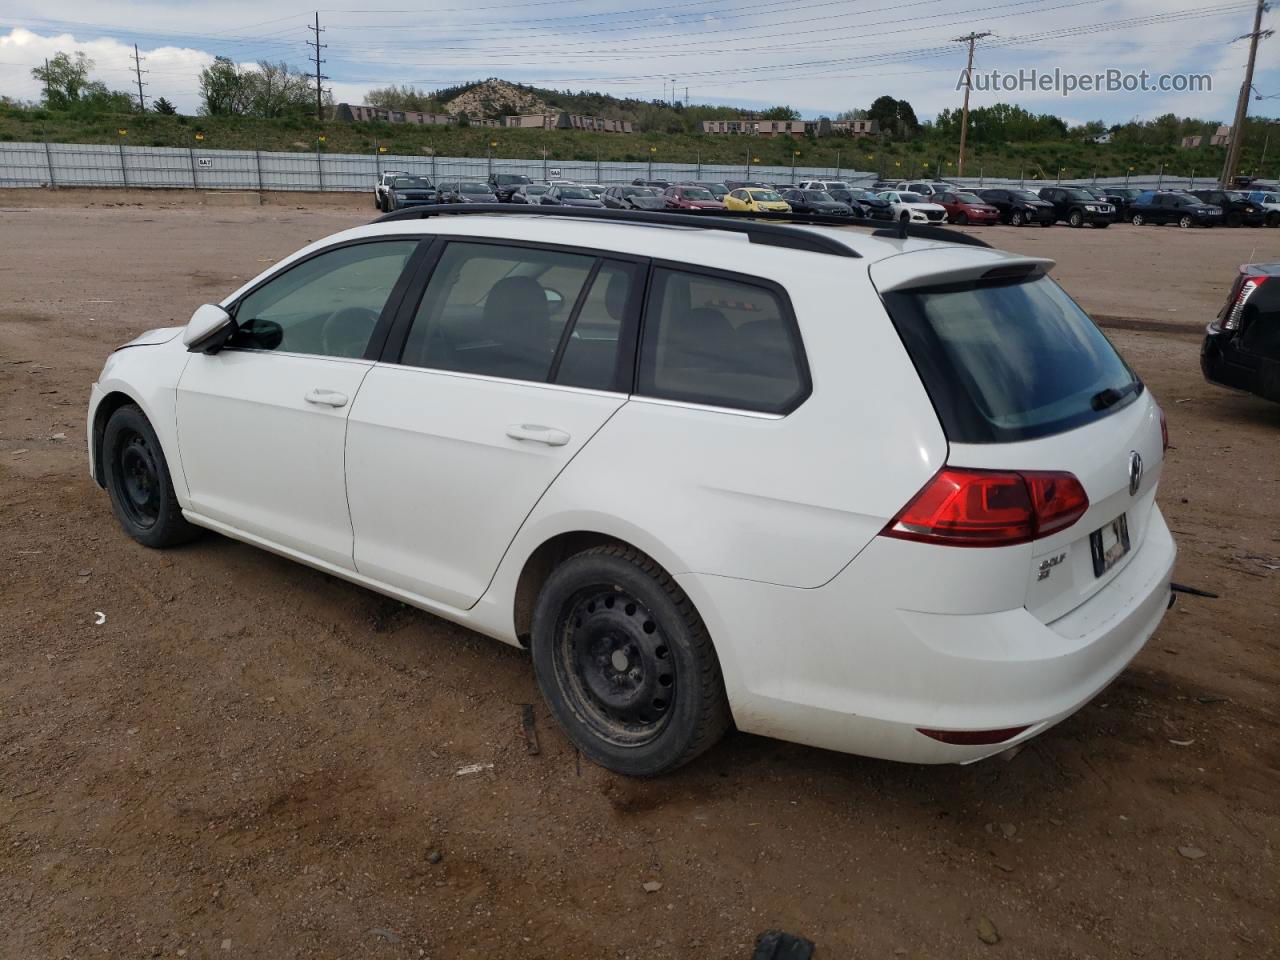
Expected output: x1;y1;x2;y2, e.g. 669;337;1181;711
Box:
304;388;349;408
506;424;570;447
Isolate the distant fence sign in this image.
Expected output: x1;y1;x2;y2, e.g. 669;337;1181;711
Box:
197;157;213;168
548;167;562;178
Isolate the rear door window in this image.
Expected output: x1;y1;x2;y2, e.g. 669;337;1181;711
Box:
637;268;808;414
882;275;1140;442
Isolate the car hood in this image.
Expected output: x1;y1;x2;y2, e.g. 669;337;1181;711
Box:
685;200;726;209
460;193;498;201
560;198;605;206
628;197;666;209
903;201;946;211
116;326;183;351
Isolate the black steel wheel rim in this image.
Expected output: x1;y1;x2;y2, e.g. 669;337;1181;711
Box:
115;429;161;529
553;586;676;747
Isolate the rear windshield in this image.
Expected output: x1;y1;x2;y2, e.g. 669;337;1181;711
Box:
882;275;1141;443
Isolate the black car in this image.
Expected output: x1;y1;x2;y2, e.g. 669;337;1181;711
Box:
1093;186;1142;220
1037;186;1114;227
833;188;894;220
509;184;550;205
488;173;533;202
675;180;729;201
1201;262;1280;403
780;189;853;216
437;180;499;204
1190;190;1266;227
723;180;771;191
382;174;437;211
1125;191;1222;228
540;184;605;208
631;178;670;189
601;185;666;210
975;188;1056;226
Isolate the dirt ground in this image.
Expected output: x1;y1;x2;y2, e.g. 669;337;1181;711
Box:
1;191;1278;960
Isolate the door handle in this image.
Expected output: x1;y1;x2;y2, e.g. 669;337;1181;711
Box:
304;388;349;408
506;424;570;446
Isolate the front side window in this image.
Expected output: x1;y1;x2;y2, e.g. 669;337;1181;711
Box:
401;242;633;387
638;268;807;414
232;241;417;358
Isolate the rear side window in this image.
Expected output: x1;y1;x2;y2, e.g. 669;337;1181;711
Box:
638;268;808;414
883;275;1140;443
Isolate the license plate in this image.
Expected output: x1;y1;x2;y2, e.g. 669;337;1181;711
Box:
1089;514;1131;577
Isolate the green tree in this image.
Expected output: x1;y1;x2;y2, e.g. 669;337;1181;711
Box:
30;52;93;109
198;56;253;116
867;96;918;137
247;61;315;117
760;105;801;120
152;97;177;115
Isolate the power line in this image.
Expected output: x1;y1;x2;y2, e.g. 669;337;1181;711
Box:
129;42;148;112
306;11;329;122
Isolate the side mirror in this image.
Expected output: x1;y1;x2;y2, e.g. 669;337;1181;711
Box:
183;303;235;353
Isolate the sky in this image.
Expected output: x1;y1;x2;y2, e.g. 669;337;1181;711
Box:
0;0;1276;125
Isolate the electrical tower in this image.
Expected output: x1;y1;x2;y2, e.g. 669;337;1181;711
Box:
130;43;148;112
306;12;329;121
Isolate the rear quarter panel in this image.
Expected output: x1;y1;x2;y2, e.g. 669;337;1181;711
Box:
495;256;949;590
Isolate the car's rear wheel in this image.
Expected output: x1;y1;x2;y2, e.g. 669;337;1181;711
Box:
103;404;201;549
1130;212;1145;226
531;544;731;777
1179;215;1194;229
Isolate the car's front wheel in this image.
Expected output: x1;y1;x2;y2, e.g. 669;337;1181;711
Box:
103;404;201;548
1010;210;1025;226
1069;209;1084;227
1179;215;1194;229
531;544;731;777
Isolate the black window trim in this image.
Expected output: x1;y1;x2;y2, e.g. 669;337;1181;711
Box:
377;235;648;395
222;235;433;362
634;259;812;417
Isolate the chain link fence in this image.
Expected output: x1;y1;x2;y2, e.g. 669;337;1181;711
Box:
0;141;1196;193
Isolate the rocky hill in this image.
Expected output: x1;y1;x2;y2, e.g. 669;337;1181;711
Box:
443;79;549;118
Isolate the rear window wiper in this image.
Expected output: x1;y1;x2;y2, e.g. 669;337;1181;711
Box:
1090;381;1140;411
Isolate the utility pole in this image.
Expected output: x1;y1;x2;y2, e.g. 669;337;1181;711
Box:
952;31;991;178
129;44;148;112
307;12;329;122
43;58;52;103
1221;0;1272;187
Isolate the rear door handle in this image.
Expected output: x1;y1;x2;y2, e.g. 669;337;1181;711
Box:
506;424;571;446
304;388;349;408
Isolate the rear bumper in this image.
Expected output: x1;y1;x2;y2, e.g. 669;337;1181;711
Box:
682;507;1177;765
1201;328;1280;402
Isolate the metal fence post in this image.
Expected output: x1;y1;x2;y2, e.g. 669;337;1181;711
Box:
316;145;324;191
542;148;547;180
119;142;128;187
696;151;701;179
596;149;601;183
43;141;55;187
188;147;198;188
255;149;263;191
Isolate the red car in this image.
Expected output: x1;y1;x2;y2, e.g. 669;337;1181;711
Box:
663;185;726;210
935;190;1001;225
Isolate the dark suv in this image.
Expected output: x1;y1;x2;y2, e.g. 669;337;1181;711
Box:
1038;186;1113;227
1201;263;1280;403
1126;191;1222;228
488;173;533;202
975;188;1056;226
1190;190;1266;227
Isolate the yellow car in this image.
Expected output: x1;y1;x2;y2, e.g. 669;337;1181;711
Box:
724;187;792;213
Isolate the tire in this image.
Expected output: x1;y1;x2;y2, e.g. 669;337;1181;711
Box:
1179;215;1194;229
954;211;968;225
103;404;201;549
1130;212;1145;226
1069;209;1084;228
530;544;731;777
1010;210;1025;226
373;193;380;210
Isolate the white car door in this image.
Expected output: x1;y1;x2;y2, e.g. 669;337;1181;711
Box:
176;239;422;570
346;240;643;610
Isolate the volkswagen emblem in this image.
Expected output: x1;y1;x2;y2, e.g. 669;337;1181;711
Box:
1128;451;1143;496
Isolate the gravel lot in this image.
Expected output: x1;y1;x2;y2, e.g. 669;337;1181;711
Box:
2;191;1278;960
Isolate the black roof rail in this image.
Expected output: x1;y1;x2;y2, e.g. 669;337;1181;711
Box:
372;203;993;254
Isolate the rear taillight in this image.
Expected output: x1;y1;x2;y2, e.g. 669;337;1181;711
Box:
1223;275;1266;331
881;468;1090;548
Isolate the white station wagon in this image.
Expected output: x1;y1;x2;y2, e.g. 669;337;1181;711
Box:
87;207;1176;776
